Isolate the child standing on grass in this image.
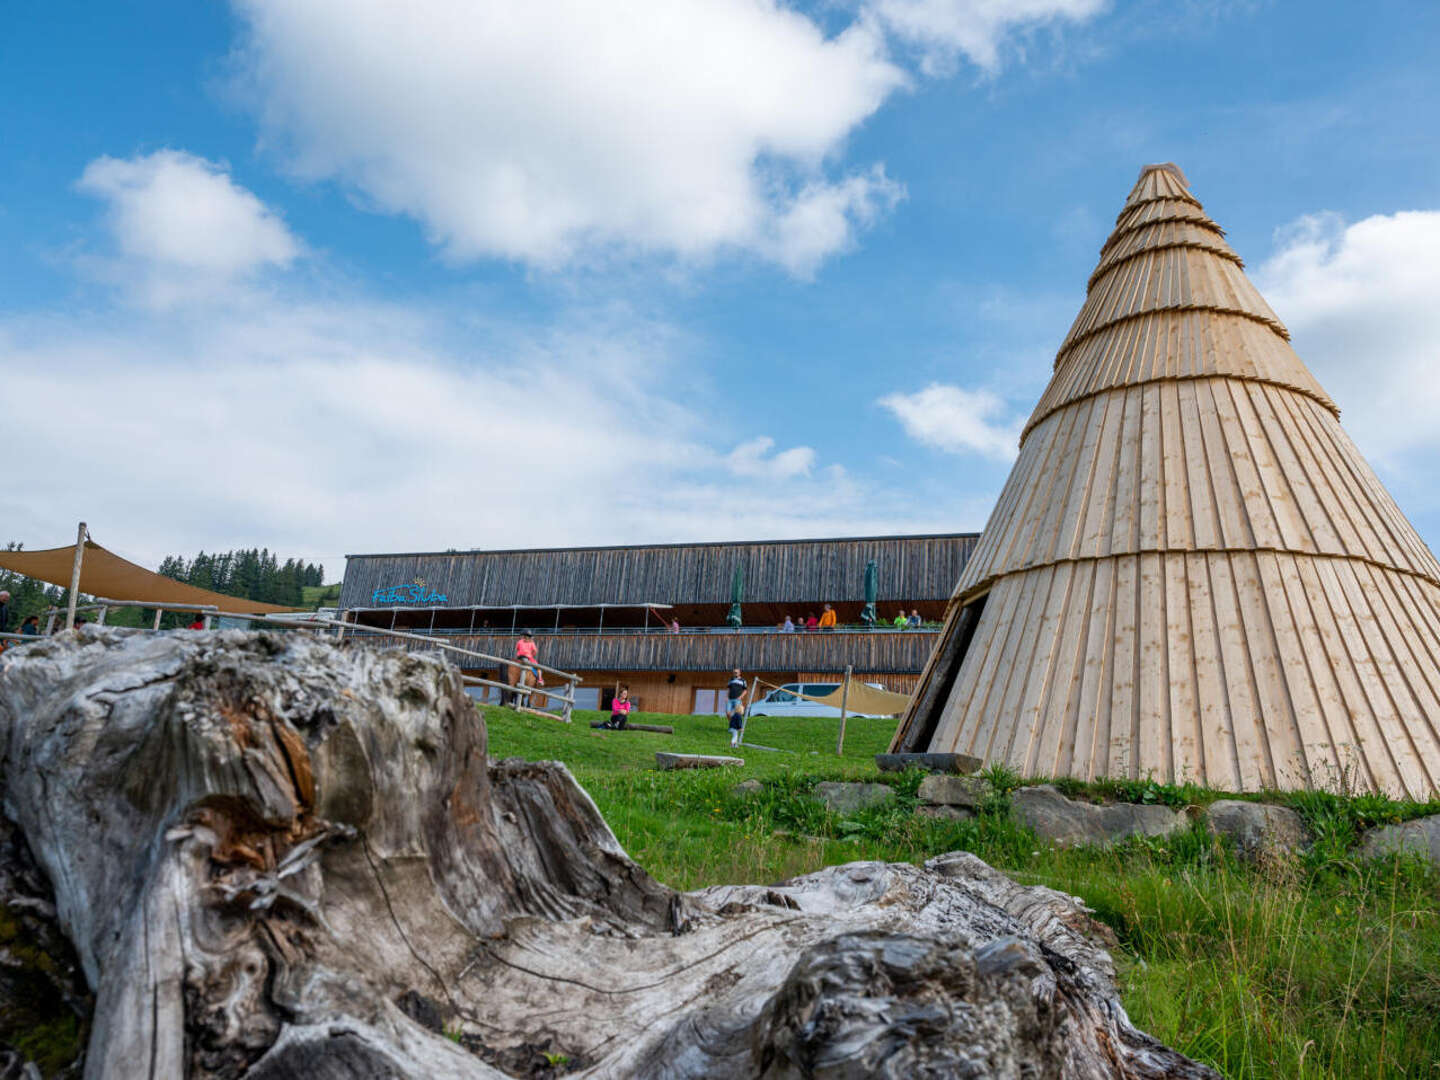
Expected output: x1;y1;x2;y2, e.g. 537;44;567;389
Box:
606;687;633;730
727;696;746;748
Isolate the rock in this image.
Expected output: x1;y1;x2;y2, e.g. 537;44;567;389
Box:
918;805;975;822
918;775;993;808
1012;785;1186;847
1359;814;1440;865
1205;800;1310;860
0;630;1217;1079
656;752;743;770
812;781;896;814
874;752;982;774
730;779;764;797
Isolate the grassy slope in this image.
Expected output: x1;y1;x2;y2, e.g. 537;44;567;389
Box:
487;705;1440;1080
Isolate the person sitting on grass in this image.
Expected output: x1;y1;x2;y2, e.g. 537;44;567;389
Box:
19;615;40;637
515;630;544;687
605;687;633;730
188;615;206;630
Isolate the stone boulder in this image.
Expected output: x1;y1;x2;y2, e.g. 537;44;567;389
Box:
874;752;982;774
812;782;896;814
656;752;743;770
1205;800;1310;861
918;805;975;823
1012;786;1186;847
1359;814;1440;866
730;778;764;797
918;775;993;809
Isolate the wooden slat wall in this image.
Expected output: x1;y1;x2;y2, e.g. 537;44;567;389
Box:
338;535;977;611
913;162;1440;798
929;553;1440;800
356;629;938;676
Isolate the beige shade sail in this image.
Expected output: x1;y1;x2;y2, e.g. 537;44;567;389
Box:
892;163;1440;799
811;682;911;716
0;540;303;616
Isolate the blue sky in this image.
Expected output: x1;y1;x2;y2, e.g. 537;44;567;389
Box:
4;0;1440;580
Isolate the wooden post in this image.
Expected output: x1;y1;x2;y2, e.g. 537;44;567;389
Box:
835;664;853;756
562;677;576;724
153;608;163;630
44;609;57;635
97;605;108;626
65;522;87;631
736;674;760;745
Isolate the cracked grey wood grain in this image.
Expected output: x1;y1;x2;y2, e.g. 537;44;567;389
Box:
1;629;1215;1078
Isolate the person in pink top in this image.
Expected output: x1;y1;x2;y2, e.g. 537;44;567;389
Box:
515;630;544;686
604;686;633;729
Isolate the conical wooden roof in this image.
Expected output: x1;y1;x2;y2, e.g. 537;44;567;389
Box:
895;164;1440;798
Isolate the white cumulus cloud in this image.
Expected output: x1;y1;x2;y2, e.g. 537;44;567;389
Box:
725;436;817;480
77;150;300;304
0;294;971;576
865;0;1110;74
878;382;1022;460
1257;209;1440;465
228;0;907;275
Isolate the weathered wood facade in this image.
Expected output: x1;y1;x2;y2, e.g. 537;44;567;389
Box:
425;628;937;675
339;533;976;625
339;534;975;714
895;164;1440;799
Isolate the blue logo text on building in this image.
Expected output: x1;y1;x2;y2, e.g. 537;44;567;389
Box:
372;582;448;605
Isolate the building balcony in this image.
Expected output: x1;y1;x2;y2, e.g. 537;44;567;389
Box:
346;626;940;676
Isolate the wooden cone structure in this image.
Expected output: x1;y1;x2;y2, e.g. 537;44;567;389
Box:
894;163;1440;798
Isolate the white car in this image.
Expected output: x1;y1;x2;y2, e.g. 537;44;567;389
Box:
746;681;892;719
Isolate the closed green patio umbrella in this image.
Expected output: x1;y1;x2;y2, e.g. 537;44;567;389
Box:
860;558;878;627
726;564;743;628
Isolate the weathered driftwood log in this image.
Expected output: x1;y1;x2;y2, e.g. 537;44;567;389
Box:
0;629;1217;1079
588;722;674;734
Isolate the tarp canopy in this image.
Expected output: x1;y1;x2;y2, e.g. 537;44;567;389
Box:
812;681;911;717
0;540;303;615
758;678;911;717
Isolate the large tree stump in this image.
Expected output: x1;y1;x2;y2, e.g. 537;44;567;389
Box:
0;629;1216;1078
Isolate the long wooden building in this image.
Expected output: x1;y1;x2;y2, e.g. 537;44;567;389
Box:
337;533;977;714
893;163;1440;799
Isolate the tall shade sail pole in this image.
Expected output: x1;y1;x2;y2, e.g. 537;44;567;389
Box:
65;522;87;631
835;664;853;756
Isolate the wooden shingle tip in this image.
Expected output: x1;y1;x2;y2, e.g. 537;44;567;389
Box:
1139;162;1189;187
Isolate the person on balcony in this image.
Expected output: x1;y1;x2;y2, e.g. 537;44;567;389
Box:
818;604;837;630
892;610;908;629
782;615;795;632
805;613;819;631
908;609;923;628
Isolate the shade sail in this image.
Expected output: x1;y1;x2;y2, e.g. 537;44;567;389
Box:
812;681;910;716
0;541;303;615
893;163;1440;799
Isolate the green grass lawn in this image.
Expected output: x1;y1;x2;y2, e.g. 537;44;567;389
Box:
486;704;1440;1080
